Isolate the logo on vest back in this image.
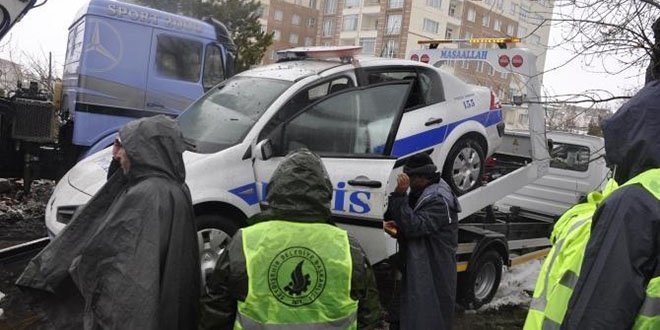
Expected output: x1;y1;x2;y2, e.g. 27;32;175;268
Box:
268;247;327;307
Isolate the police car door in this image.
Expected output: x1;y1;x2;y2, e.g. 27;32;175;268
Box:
363;67;448;159
253;81;411;262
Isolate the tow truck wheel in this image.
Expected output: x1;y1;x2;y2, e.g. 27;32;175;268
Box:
196;214;240;290
458;250;503;309
443;138;485;196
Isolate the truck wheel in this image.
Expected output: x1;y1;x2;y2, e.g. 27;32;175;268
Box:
196;214;240;289
458;250;503;309
442;138;485;195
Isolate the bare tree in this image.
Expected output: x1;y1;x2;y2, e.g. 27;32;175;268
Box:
541;0;660;104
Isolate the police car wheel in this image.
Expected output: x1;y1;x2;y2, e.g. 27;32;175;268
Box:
196;214;240;290
442;138;485;196
458;250;503;309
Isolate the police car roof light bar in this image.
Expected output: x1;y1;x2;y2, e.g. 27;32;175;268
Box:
276;46;362;63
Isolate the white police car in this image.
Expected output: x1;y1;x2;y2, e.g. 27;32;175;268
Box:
46;46;504;280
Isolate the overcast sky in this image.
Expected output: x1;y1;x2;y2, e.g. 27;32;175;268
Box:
0;0;643;110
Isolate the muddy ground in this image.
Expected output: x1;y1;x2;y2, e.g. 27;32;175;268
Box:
0;179;530;329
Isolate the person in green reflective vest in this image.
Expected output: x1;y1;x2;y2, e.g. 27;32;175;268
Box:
199;149;381;330
524;79;660;330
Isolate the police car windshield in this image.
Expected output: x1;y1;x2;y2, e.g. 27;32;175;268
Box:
178;76;292;153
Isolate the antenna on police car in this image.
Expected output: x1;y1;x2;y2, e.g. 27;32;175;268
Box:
418;37;521;49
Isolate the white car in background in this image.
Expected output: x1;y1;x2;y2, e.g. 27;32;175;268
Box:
46;46;505;281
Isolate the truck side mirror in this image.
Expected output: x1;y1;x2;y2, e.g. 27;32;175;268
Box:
255;139;273;160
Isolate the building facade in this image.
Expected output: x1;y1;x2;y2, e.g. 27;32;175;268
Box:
259;0;554;104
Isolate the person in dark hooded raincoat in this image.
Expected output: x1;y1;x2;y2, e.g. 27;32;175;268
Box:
16;115;200;330
199;149;381;330
559;80;660;329
384;152;461;330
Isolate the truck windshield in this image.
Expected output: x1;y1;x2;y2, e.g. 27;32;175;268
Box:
178;76;292;153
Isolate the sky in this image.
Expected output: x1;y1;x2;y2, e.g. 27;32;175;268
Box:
0;0;644;110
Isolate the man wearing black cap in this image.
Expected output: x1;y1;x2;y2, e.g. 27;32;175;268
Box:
384;153;461;330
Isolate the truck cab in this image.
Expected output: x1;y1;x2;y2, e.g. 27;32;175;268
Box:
62;0;236;158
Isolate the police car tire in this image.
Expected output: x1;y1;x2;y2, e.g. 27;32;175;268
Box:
458;250;502;310
442;138;485;196
196;214;241;288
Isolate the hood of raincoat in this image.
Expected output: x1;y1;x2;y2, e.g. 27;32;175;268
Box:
250;149;333;224
119;115;186;183
602;80;660;183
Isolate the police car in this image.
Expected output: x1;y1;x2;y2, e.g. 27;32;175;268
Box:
46;46;504;281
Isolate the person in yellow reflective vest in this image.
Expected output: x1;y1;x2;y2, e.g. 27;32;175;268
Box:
199;149;381;330
524;80;660;330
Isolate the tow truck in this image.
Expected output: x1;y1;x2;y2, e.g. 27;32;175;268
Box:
407;38;556;308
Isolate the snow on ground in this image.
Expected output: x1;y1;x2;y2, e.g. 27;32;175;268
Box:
482;259;543;311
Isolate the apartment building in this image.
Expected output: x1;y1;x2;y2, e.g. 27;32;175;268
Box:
260;0;552;102
260;0;320;62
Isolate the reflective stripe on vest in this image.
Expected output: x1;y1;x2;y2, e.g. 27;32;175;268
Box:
235;220;358;330
632;276;660;329
524;179;619;330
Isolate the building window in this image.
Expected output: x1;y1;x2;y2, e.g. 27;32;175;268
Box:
270;50;277;60
343;15;359;31
477;60;484;73
360;38;376;55
500;71;508;79
389;0;404;9
383;39;399;58
467;8;476;22
520;5;529;23
292;14;301;25
386;15;402;34
482;14;490;27
295;0;302;5
495;0;503;10
448;2;456;16
274;10;283;21
461;60;469;69
305;37;314;46
323;19;335;37
273;29;281;40
345;0;361;7
518;26;527;38
289;33;299;44
325;0;337;14
510;3;517;15
308;18;316;28
309;0;317;8
464;30;472;39
506;24;514;36
493;19;501;31
488;64;494;76
445;26;453;39
423;18;439;34
426;0;441;9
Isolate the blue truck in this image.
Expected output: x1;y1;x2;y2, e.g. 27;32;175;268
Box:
0;0;236;185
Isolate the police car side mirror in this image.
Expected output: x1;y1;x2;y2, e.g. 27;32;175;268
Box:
256;139;273;160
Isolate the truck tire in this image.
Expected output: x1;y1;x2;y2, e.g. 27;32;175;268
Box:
442;138;485;195
458;250;503;309
196;214;241;289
